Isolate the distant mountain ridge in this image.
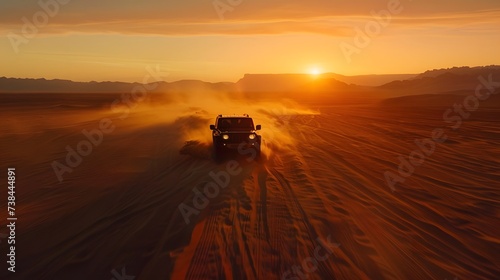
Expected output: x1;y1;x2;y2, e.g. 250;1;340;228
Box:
0;77;235;94
235;73;353;93
378;65;500;94
414;66;500;79
329;73;417;86
236;73;418;87
1;66;499;95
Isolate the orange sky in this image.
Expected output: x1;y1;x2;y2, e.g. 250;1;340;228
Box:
1;0;499;82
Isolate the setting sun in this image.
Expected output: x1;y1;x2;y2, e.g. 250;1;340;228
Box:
309;67;322;76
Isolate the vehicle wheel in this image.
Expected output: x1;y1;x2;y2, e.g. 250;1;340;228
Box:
255;139;262;160
213;145;224;162
254;146;261;160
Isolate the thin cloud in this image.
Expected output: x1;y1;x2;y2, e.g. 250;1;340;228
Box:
0;2;499;37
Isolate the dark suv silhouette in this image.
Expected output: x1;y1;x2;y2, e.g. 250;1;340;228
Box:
210;114;262;159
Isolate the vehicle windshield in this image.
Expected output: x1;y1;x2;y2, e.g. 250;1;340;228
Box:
217;118;254;131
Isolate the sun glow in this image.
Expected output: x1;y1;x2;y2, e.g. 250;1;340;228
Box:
309;67;322;76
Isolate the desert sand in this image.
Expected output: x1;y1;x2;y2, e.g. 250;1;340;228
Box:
0;87;499;280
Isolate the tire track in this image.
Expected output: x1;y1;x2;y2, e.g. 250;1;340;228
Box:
266;158;338;279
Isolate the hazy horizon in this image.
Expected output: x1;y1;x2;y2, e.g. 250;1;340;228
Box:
2;66;496;84
2;71;421;83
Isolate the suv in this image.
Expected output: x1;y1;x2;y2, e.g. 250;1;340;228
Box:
210;114;262;159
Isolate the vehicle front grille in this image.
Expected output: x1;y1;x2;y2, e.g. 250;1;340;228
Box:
226;133;250;143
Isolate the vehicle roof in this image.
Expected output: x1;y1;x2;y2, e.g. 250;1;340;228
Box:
217;114;251;118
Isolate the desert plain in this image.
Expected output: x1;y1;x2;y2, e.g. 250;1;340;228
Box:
0;70;499;280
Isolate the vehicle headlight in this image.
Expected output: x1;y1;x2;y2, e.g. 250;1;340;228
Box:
222;134;229;140
248;134;256;140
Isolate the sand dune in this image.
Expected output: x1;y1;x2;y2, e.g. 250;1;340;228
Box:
0;92;499;280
